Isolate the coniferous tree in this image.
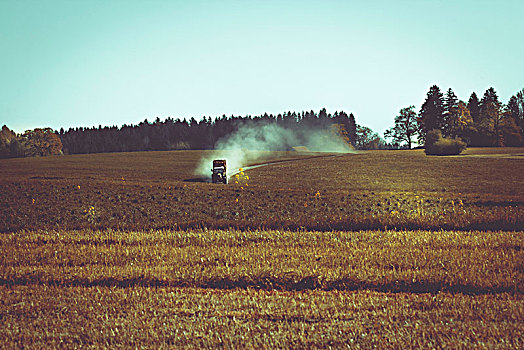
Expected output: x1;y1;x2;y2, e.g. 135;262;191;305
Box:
480;87;500;109
508;88;524;132
467;92;481;123
501;94;523;146
348;113;357;146
507;96;520;121
478;87;503;146
333;111;357;146
518;89;524;128
418;85;445;142
443;88;458;137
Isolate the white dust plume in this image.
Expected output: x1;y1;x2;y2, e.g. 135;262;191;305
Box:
195;123;353;179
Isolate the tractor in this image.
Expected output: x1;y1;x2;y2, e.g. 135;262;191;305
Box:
212;159;227;184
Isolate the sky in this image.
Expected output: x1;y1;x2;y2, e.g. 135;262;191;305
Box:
1;0;523;136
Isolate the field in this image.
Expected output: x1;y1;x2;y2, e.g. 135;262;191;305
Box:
1;149;523;232
1;148;523;348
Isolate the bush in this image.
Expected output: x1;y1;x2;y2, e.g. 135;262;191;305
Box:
173;141;191;150
425;129;466;156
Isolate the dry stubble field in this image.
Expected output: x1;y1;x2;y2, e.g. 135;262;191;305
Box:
0;148;523;348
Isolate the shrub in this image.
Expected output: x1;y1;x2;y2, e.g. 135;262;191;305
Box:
173;141;191;150
425;129;466;156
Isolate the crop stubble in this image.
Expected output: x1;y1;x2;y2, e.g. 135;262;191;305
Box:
1;286;522;348
0;228;522;348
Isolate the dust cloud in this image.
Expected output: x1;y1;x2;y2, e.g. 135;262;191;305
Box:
195;122;353;180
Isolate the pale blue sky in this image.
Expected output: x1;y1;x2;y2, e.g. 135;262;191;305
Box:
1;0;523;136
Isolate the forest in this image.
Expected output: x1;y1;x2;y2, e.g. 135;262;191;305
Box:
1;86;523;158
58;109;367;155
385;86;524;149
1;110;382;157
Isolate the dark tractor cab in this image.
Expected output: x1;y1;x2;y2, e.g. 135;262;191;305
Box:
212;159;227;184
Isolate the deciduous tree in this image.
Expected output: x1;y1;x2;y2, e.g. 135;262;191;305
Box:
499;114;522;146
384;106;418;149
355;125;384;150
21;128;63;156
447;101;475;142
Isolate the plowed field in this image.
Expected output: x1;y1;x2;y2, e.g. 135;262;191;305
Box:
1;148;523;348
1;149;523;232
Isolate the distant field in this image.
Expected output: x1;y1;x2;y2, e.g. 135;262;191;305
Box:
1;148;523;348
1;148;523;232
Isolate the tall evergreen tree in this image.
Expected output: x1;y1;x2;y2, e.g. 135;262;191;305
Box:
502;91;524;146
480;87;500;107
467;92;481;123
443;88;459;137
418;85;445;142
512;88;524;131
347;113;357;146
507;95;520;121
478;87;502;146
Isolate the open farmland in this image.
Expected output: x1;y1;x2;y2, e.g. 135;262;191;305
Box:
1;148;523;232
1;148;523;348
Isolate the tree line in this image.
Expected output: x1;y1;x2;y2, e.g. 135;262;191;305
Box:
3;85;522;159
3;109;388;158
56;109;387;155
384;86;524;149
